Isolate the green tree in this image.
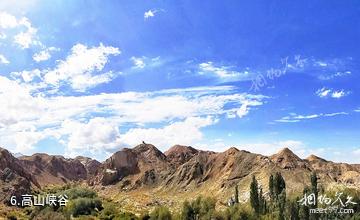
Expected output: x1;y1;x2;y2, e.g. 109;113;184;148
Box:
278;190;286;220
269;174;274;201
309;172;318;220
310;172;318;205
235;185;239;204
258;187;267;214
289;200;300;220
274;172;286;200
150;206;172;220
181;201;195;220
250;175;260;214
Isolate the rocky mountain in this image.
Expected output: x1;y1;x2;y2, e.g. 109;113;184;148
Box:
1;143;359;210
19;153;89;187
75;156;102;176
0;147;39;202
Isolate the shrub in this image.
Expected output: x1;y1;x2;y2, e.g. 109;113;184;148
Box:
67;197;102;217
99;203;119;220
33;207;67;220
150;206;172;220
62;187;97;200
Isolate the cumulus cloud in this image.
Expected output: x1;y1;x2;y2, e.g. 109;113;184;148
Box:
0;77;266;156
0;11;40;48
61;118;122;156
0;54;9;64
13;18;39;49
33;47;59;62
121;116;217;151
43;43;120;91
316;87;349;99
11;69;42;82
0;11;19;28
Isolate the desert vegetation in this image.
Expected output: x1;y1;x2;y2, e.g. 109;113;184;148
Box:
4;172;360;220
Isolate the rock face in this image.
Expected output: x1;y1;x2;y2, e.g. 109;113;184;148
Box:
75;156;101;176
165;145;199;166
305;155;360;184
19;153;88;187
1;143;360;207
0;147;39;202
93;143;170;186
92;144;360;194
270;148;308;170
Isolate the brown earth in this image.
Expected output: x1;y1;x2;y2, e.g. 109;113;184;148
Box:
1;144;359;212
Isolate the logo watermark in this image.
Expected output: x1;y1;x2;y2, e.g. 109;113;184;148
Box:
250;55;307;92
9;194;68;207
298;191;357;215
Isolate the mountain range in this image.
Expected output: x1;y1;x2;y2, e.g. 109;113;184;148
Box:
1;143;359;211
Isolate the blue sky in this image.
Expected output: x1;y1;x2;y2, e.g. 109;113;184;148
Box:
0;0;359;162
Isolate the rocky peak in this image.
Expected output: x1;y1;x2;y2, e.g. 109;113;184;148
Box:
133;143;167;161
165;145;199;165
75;156;101;176
306;154;327;162
224;147;240;155
19;153;87;187
0;147;39;202
270;147;306;170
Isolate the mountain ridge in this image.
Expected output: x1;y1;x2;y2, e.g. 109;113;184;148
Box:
1;144;359;208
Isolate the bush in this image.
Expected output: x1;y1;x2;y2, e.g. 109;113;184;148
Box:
150;206;172;220
99;203;119;220
33;207;67;220
6;212;17;220
67;197;102;217
62;187;97;200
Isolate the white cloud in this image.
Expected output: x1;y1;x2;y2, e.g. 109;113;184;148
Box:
315;61;328;67
13;18;39;49
354;149;360;155
43;43;120;91
129;56;162;70
316;87;349;99
276;112;348;123
62;118;122;156
0;77;266;156
331;90;346;99
131;56;146;69
14;131;44;153
0;11;40;49
121;116;217;151
198;62;252;81
316;87;331;98
0;11;18;28
144;10;155;19
318;71;351;80
33;47;58;62
0;54;9;64
11;69;42;82
144;9;164;19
